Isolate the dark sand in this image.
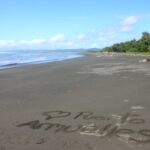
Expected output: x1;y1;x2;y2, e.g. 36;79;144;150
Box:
0;54;150;150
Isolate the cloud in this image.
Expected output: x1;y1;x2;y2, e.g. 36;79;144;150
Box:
120;15;140;32
122;16;139;25
0;31;117;49
66;41;73;46
19;39;46;45
49;34;65;43
30;39;46;44
99;28;116;40
0;15;142;50
0;40;16;47
77;34;86;40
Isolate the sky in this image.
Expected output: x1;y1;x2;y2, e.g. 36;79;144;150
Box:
0;0;150;50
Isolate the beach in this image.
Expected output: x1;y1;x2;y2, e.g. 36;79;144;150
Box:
0;53;150;150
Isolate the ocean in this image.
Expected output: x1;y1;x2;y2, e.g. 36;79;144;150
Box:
0;50;83;69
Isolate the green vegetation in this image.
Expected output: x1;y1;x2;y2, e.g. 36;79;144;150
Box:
102;32;150;54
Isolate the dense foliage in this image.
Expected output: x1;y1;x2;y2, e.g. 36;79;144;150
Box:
102;32;150;53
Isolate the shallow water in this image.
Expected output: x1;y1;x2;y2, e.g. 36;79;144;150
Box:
0;50;83;69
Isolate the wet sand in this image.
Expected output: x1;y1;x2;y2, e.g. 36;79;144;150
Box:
0;54;150;150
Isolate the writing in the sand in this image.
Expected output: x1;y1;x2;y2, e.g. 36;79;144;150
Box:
17;111;150;144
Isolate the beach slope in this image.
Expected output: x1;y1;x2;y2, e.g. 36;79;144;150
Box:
0;54;150;150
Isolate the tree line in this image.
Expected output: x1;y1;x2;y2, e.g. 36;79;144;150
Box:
102;32;150;53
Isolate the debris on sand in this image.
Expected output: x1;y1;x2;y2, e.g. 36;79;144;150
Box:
139;58;150;63
36;138;45;144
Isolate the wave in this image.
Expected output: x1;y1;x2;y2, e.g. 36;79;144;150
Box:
0;57;48;68
0;50;83;69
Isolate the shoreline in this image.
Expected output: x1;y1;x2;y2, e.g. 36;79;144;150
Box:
0;53;84;71
0;50;84;70
1;51;150;71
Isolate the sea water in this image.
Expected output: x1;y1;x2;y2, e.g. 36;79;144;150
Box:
0;49;83;69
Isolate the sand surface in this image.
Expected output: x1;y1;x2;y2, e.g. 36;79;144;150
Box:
0;54;150;150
